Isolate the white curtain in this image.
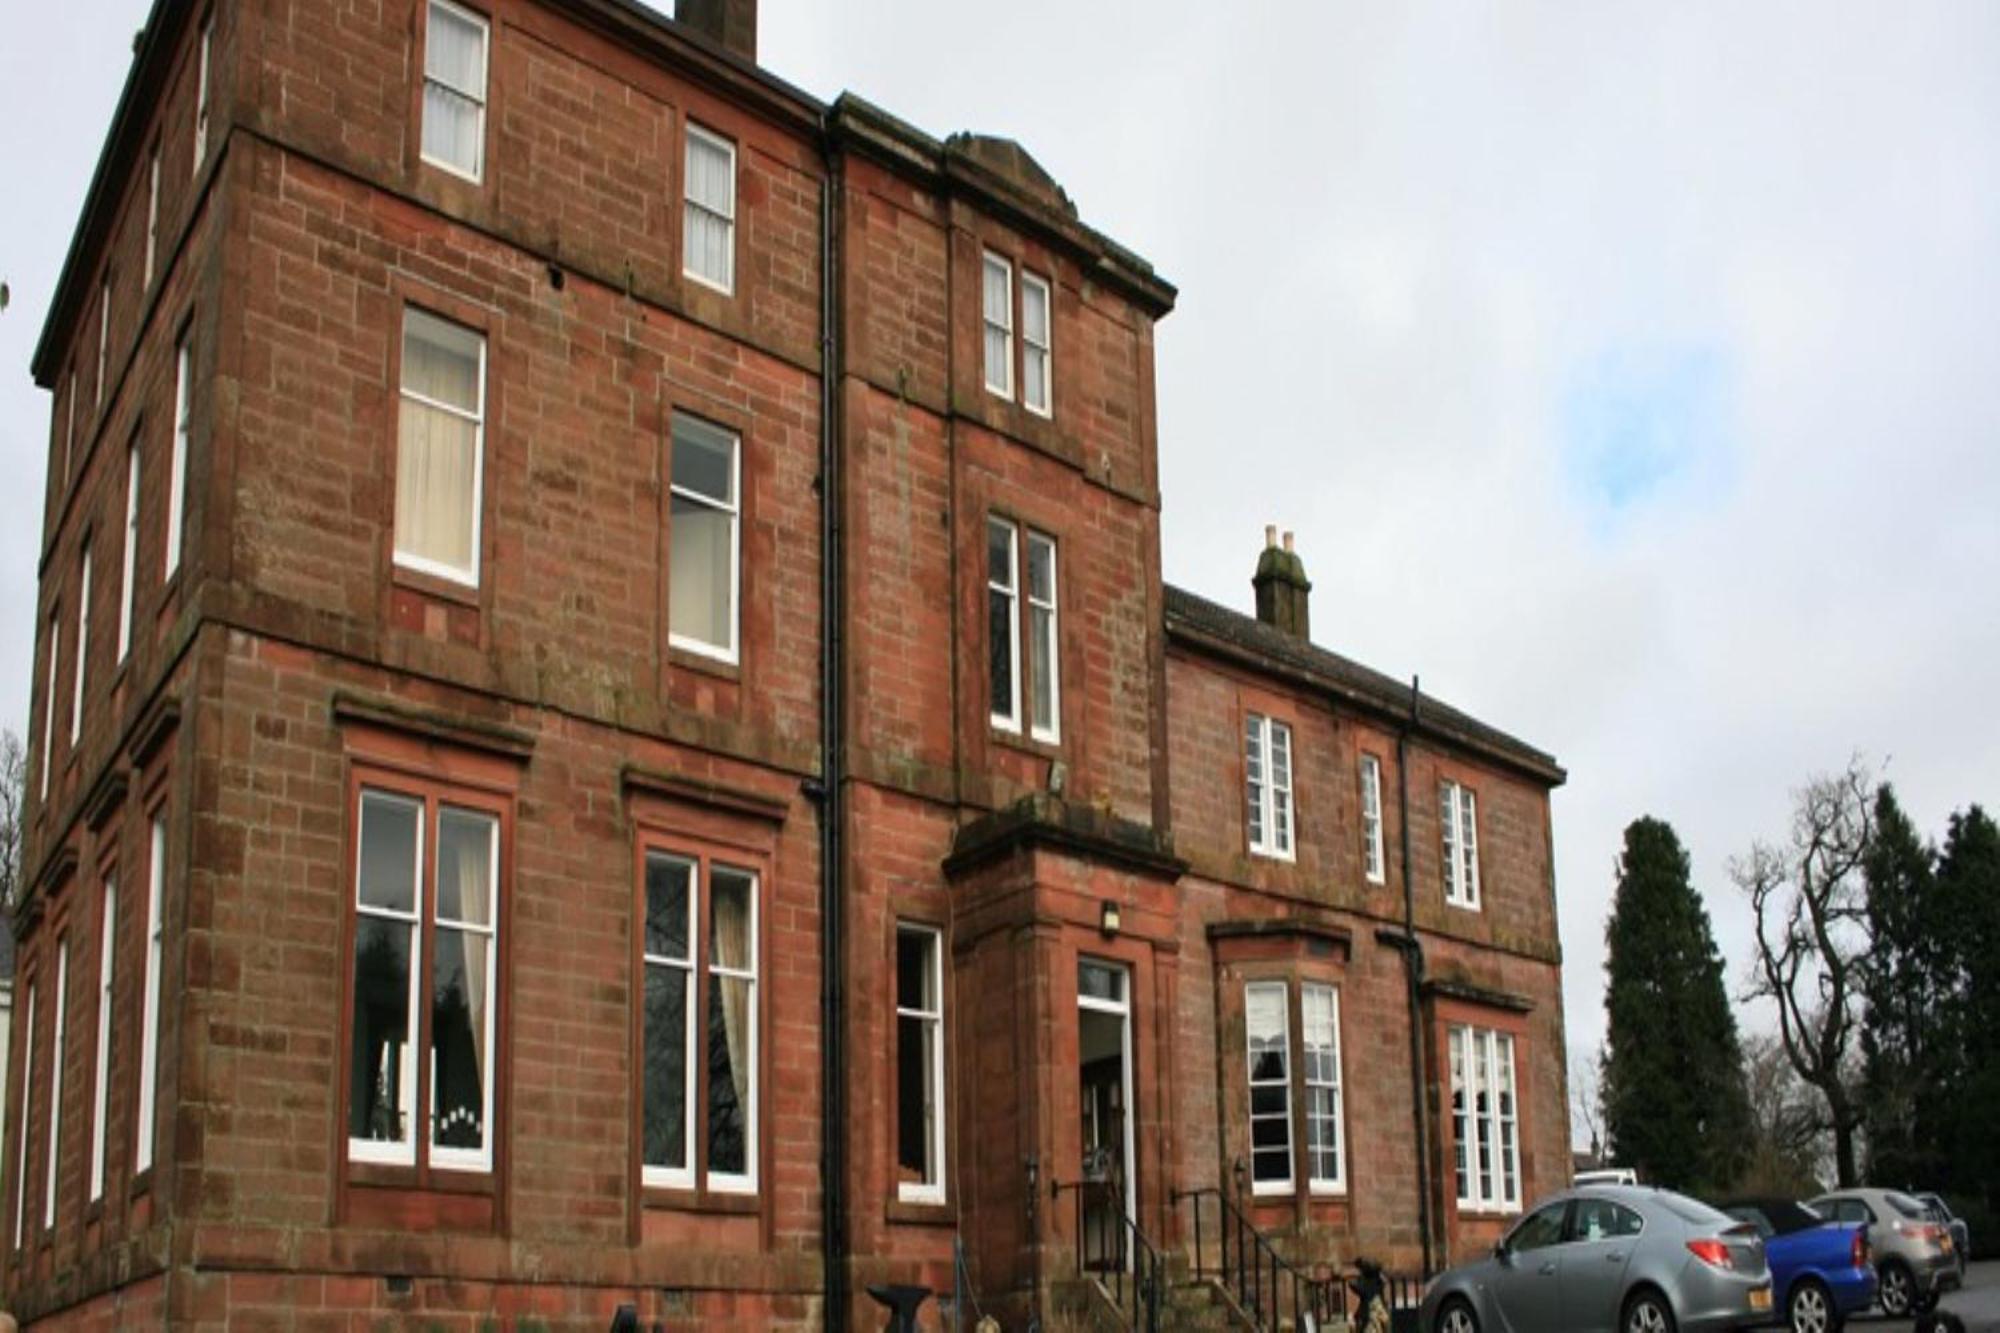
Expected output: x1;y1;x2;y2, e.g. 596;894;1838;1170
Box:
713;876;752;1143
1022;279;1049;407
684;134;735;287
983;259;1011;387
398;313;481;576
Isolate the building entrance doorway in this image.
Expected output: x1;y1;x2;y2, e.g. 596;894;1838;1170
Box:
1077;959;1134;1272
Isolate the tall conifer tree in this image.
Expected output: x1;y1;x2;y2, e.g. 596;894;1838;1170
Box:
1859;785;1948;1185
1603;817;1752;1190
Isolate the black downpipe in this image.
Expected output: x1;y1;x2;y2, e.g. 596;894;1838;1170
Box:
1397;675;1434;1279
815;118;850;1333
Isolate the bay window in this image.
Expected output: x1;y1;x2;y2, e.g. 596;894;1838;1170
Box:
1302;982;1344;1192
987;517;1059;740
348;786;501;1174
1449;1023;1519;1212
1245;980;1291;1193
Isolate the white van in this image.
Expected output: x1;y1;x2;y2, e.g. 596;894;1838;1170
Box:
1573;1167;1638;1187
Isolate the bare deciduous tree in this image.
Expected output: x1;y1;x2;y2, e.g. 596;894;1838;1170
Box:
1734;758;1873;1186
0;727;25;910
1570;1045;1606;1163
1737;1032;1829;1194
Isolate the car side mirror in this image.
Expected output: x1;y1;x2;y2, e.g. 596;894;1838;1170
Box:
1493;1242;1512;1266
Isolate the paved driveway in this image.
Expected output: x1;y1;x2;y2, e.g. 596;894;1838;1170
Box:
1855;1259;2000;1332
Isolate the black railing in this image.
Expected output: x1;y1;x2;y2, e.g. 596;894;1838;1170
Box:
1173;1184;1424;1332
1172;1185;1342;1332
1051;1178;1165;1332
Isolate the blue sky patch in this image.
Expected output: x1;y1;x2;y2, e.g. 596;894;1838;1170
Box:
1560;343;1735;527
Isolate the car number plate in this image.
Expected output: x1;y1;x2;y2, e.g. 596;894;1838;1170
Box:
1749;1288;1772;1312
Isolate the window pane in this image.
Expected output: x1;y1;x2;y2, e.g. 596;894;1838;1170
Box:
1022;277;1049;344
358;792;420;915
404;311;482;411
671;419;736;506
1026;534;1054;603
396;400;479;574
1023;348;1048;411
645;854;692;962
350;917;413;1143
983;257;1010;325
987;518;1015;589
1031;605;1055;731
422;85;483;176
670;492;734;651
988;587;1014;720
643;964;688;1170
707;974;751;1176
896;929;935;1013
431;927;489;1153
712;869;753;969
435;807;494;927
1078;961;1123;1004
896;1009;937;1186
426;1;486;95
686;132;734;215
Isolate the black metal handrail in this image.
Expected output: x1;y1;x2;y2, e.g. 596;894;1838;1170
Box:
1051;1178;1165;1332
1171;1184;1342;1332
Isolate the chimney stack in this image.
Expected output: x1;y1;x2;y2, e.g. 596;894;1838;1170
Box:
1252;527;1312;641
676;0;758;63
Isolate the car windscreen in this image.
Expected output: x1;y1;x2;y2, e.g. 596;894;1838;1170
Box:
1658;1191;1734;1228
1886;1192;1929;1219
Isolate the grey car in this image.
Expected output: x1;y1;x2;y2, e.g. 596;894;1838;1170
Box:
1419;1186;1773;1333
1915;1193;1971;1278
1806;1188;1960;1317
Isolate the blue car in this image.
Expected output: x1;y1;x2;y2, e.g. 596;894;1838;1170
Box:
1720;1198;1876;1333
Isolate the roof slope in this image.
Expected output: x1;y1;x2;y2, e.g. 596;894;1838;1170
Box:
1164;585;1565;785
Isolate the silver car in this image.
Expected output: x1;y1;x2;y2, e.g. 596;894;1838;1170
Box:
1420;1186;1774;1333
1806;1188;1960;1317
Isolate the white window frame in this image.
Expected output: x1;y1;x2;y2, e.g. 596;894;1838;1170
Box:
419;0;489;184
1021;270;1053;416
894;923;946;1205
167;333;192;580
1360;754;1385;884
681;122;737;295
1450;1024;1520;1213
40;608;59;803
1302;983;1345;1194
640;852;698;1191
393;309;487;587
1025;529;1060;743
89;876;117;1203
71;546;91;746
705;866;759;1196
1245;979;1292;1196
348;790;424;1168
45;937;69;1232
1441;779;1481;909
982;252;1014;399
986;516;1021;733
135;816;166;1176
13;982;35;1250
118;441;141;663
144;147;162;289
429;806;499;1175
1246;713;1295;861
192;16;212;177
96;279;111;410
666;414;742;664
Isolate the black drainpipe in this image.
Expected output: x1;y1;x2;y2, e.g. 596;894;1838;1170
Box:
1396;674;1434;1279
813;111;850;1333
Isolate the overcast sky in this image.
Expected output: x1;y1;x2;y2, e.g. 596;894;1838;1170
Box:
5;3;1998;1137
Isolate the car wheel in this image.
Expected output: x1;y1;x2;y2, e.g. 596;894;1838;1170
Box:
1787;1278;1833;1333
1623;1289;1677;1333
1878;1259;1914;1317
1437;1296;1480;1333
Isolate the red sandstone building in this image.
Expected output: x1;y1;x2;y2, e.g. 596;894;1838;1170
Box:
7;0;1570;1327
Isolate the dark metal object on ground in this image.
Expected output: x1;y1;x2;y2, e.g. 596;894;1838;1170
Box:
865;1283;933;1333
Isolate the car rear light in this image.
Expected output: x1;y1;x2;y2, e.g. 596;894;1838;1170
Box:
1852;1229;1869;1269
1894;1220;1946;1245
1687;1238;1733;1270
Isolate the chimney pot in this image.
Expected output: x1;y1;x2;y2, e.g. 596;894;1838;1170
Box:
1252;529;1313;641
